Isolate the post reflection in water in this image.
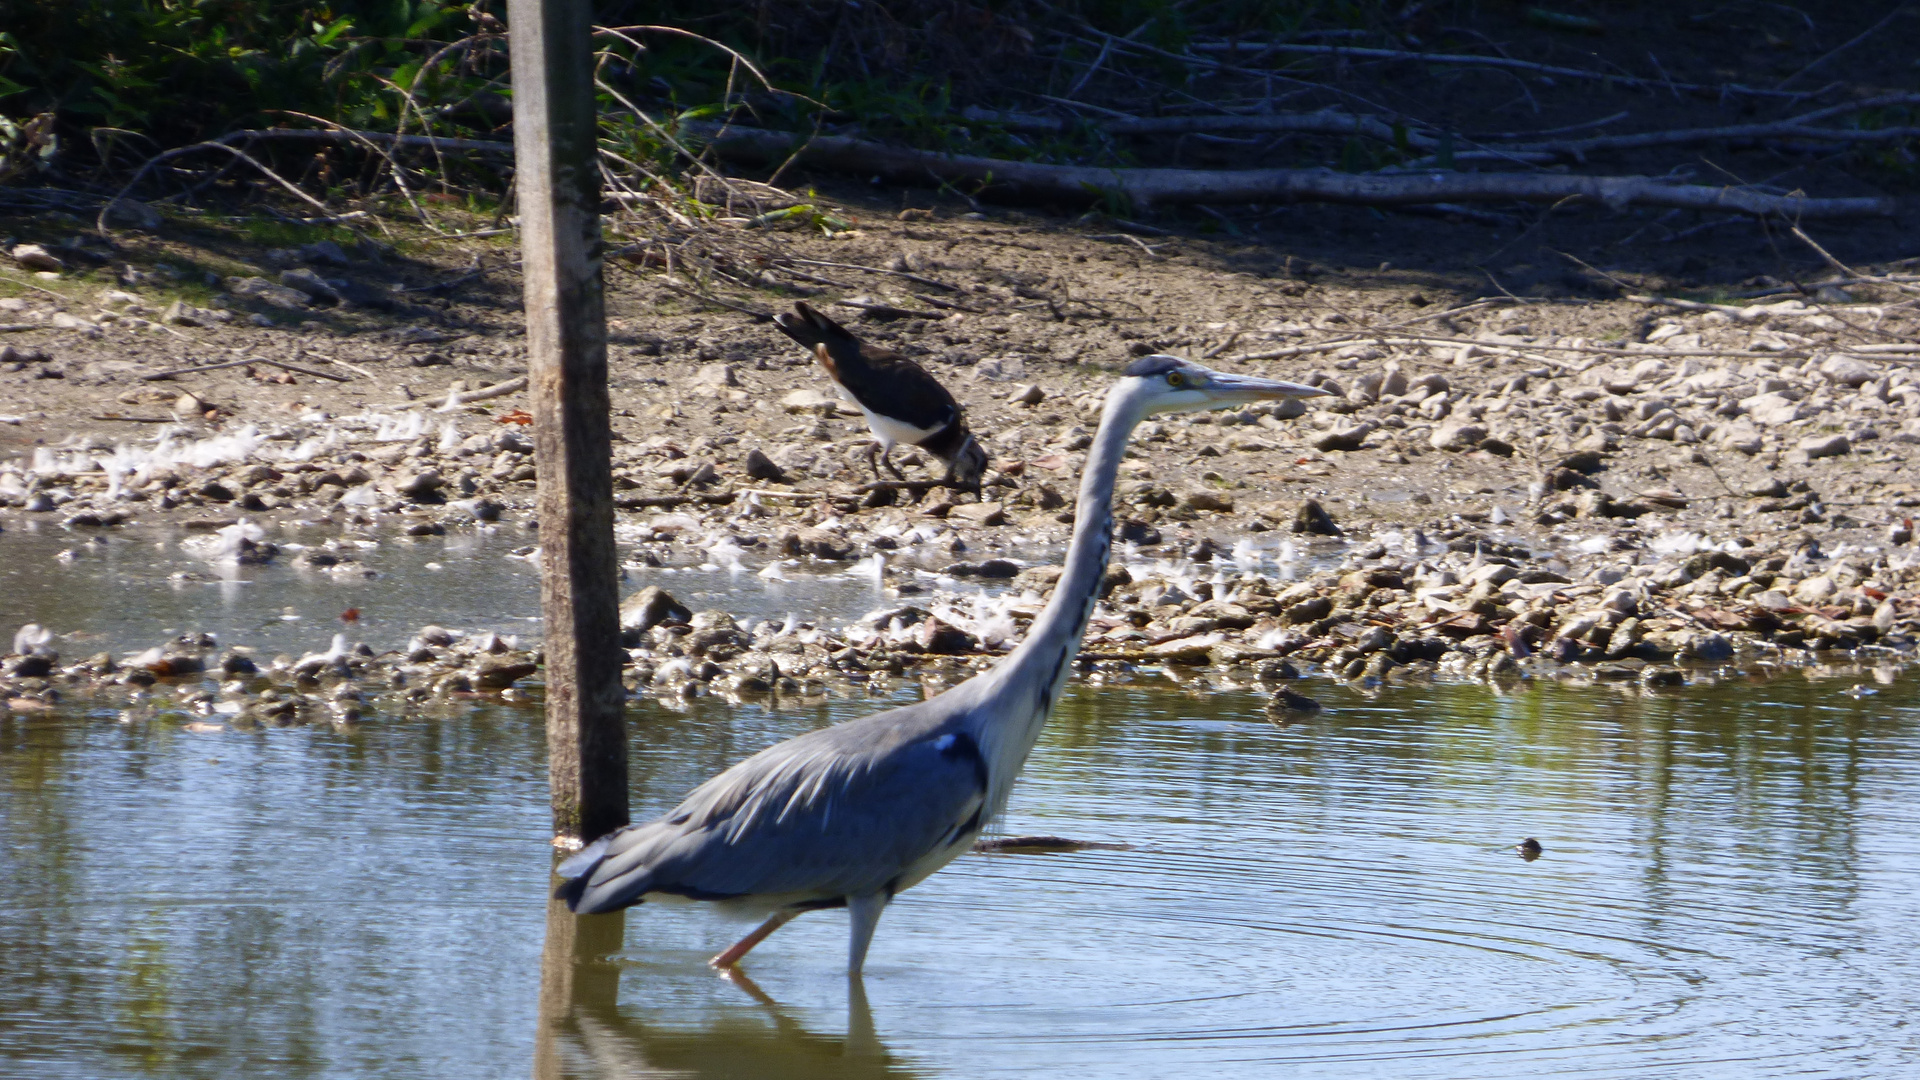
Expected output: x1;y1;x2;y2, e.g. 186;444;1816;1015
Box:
532;897;913;1080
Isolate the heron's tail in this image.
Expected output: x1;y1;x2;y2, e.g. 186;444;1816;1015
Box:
552;832;616;910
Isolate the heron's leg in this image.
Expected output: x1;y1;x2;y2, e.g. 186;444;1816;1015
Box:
846;893;889;975
710;910;796;970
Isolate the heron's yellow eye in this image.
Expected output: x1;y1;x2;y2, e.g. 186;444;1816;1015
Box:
1166;372;1184;387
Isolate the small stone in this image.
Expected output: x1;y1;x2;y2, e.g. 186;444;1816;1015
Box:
780;388;837;414
9;244;63;272
1312;421;1376;453
914;618;978;655
104;199;163;230
162;299;202;327
220;651;259;675
1681;632;1735;662
1574;430;1619;454
1180;490;1234;512
474;658;538;689
743;448;787;482
1792;576;1836;604
945;558;1021;578
1283;596;1334;625
1292;499;1340;535
694;362;740;387
1743;393;1805;426
1268;687;1321;714
279;268;342;304
784;528;856;560
396;470;445;501
1254;658;1302;681
948;502;1008;527
619;587;692;633
1817;354;1875;388
1796;433;1850;460
1011;383;1045;406
1431;421;1487;452
227;275;313;310
1601;589;1639;617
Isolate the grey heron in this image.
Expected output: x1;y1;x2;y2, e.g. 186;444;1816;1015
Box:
772;301;989;489
556;354;1330;973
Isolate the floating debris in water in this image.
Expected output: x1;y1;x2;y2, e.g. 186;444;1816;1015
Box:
1516;838;1544;861
972;835;1133;854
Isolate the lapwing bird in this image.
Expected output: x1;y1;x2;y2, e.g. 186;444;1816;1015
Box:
773;301;989;489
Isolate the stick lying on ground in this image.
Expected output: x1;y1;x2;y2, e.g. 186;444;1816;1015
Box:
699;126;1892;217
436;375;528;411
142;356;350;382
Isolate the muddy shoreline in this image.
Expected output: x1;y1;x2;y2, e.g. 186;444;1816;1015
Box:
4;198;1918;720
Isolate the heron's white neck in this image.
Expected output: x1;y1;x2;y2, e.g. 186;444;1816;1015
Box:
1011;385;1147;673
973;381;1150;808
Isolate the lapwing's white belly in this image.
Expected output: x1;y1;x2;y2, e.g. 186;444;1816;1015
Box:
858;404;942;450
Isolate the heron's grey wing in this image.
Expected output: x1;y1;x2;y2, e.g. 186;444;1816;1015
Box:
560;716;989;913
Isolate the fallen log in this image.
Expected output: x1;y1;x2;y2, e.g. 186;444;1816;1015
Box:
699;126;1894;217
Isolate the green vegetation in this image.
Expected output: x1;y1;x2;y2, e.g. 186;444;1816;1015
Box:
0;2;1909;213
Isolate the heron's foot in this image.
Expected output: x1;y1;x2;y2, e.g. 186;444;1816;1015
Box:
710;910;796;970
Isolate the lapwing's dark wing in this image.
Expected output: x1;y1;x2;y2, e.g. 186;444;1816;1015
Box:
774;302;960;432
828;348;962;433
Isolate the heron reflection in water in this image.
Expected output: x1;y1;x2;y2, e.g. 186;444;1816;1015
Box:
534;899;911;1080
556;355;1330;972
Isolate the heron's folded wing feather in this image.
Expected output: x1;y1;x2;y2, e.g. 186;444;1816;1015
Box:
653;726;987;899
564;706;989;911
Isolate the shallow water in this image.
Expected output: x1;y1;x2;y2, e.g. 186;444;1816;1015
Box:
4;664;1918;1078
0;521;927;659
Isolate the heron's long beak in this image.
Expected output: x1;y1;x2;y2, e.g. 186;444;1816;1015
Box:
1206;372;1335;403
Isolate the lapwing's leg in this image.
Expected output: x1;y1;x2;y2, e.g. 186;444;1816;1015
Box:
710;910;797;969
864;441;887;482
880;445;907;482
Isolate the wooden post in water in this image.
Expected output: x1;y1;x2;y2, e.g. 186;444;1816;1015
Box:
509;0;629;842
